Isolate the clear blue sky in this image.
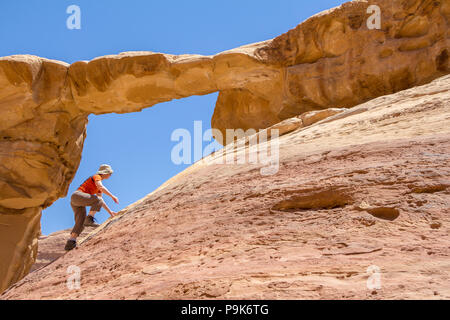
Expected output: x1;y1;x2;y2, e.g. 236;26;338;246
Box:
0;0;346;235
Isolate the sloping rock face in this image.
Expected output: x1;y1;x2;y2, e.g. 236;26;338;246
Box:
2;75;449;299
29;227;97;273
0;0;448;293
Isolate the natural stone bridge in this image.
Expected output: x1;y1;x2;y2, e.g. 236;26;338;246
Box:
0;0;448;292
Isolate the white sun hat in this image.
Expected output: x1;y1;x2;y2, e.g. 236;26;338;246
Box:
97;164;114;175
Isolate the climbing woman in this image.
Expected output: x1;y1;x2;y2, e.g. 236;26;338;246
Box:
64;164;119;251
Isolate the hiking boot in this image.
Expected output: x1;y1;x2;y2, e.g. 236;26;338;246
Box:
84;215;99;227
64;239;77;251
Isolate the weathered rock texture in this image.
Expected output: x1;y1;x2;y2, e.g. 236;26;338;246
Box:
29;226;97;273
0;0;449;293
2;75;449;299
0;56;88;292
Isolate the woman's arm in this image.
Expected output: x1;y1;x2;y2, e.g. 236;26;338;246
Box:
101;200;117;217
95;180;119;204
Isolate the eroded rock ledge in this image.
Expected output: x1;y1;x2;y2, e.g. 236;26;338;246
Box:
0;0;449;292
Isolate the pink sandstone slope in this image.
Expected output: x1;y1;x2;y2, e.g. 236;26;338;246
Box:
2;75;449;300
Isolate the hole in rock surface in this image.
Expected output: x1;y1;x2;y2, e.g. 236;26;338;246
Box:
271;188;354;212
366;207;400;221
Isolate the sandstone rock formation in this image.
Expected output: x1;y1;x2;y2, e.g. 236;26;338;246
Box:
2;75;449;299
29;226;97;273
0;0;449;293
0;56;88;292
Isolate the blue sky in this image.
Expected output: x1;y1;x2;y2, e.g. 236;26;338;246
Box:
0;0;346;235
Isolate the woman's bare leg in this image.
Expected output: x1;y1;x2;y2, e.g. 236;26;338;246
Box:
88;209;97;217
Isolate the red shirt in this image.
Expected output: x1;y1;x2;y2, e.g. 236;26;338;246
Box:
78;175;102;195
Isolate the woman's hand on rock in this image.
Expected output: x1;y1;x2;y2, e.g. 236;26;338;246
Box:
112;196;119;204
